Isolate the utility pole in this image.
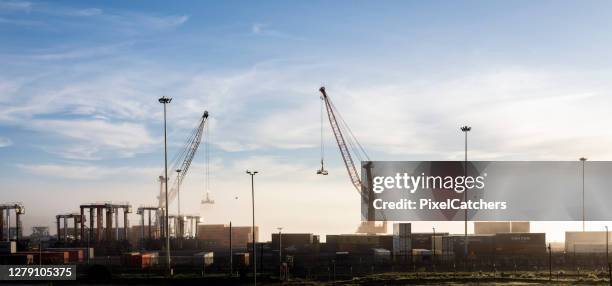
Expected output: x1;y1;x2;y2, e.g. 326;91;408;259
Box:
548;243;552;281
229;221;233;277
246;170;259;285
176;168;182;239
460;125;471;270
606;225;610;286
176;169;182;218
159;96;172;275
278;227;283;281
579;157;587;232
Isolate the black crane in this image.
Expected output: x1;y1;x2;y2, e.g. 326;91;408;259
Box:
318;87;386;234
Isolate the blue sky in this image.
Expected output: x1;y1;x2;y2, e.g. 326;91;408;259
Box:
2;0;612;241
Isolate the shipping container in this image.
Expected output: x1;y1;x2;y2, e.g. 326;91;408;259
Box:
193;251;214;266
0;241;16;254
474;221;530;235
565;231;612;253
121;252;159;269
233;252;250;269
393;223;411;258
20;251;69;264
0;254;33;265
410;233;449;250
494;233;545;255
372;248;391;264
47;247;93;261
141;252;159;268
393;223;411;237
441;235;495;259
272;233;314;248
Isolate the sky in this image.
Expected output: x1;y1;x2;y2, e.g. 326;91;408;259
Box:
2;0;612;242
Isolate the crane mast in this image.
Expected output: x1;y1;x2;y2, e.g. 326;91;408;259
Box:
318;87;386;234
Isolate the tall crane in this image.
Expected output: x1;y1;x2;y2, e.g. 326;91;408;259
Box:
318;87;387;234
157;111;210;211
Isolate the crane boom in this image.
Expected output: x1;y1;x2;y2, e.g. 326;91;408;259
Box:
158;111;209;208
318;87;386;234
319;87;362;194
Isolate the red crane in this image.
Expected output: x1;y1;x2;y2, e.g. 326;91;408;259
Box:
318;87;386;234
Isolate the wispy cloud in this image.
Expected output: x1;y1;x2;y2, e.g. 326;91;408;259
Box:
0;137;11;147
74;8;102;17
17;163;158;180
0;16;43;26
91;11;190;32
0;1;187;33
142;14;189;29
29;42;132;61
251;23;303;41
0;0;32;12
30;119;157;158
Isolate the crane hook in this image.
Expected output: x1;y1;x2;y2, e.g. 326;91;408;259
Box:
316;159;328;175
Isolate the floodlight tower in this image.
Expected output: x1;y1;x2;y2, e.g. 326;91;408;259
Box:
579;157;587;232
246;170;258;285
158;96;172;275
460;125;471;268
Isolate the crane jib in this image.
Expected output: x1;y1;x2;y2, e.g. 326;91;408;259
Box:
319;87;386;228
158;111;209;208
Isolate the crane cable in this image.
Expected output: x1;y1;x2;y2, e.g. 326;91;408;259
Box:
328;95;370;162
205;121;210;195
320;96;325;165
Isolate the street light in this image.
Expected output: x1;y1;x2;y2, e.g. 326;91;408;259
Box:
277;227;283;281
176;169;183;239
246;170;258;285
158;96;172;275
229;195;238;277
176;169;182;218
606;225;609;281
579;157;587;232
460;125;471;269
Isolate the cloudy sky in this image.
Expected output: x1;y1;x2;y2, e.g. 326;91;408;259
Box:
2;0;612;241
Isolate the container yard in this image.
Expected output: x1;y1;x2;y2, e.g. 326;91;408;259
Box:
3;2;612;284
0;90;610;284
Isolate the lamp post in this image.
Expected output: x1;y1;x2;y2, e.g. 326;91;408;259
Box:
579;157;587;232
229;195;238;277
176;169;182;239
246;170;259;285
176;169;182;217
158;96;172;275
278;227;283;281
606;225;610;284
548;243;552;281
460;125;471;269
229;221;233;277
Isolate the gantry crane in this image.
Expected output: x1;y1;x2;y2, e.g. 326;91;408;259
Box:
0;202;25;241
318;87;387;234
